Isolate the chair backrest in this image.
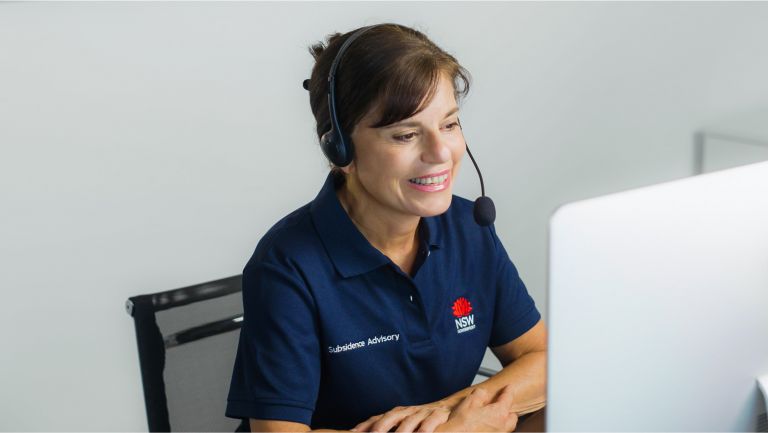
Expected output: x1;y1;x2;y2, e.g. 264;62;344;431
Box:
126;275;245;432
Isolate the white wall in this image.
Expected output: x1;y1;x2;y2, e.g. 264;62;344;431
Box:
2;2;768;430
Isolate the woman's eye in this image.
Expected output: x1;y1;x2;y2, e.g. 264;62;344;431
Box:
445;122;459;130
394;132;417;142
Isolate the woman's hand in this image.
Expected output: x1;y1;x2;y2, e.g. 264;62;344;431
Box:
352;385;519;433
435;386;519;433
351;400;453;433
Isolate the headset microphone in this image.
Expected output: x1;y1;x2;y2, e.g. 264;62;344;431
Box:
464;142;496;227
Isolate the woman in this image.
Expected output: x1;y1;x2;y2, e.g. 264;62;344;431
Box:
226;23;547;432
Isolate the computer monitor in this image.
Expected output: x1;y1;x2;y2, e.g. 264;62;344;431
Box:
546;161;768;431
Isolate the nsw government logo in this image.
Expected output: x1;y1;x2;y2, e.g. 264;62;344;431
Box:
452;296;476;334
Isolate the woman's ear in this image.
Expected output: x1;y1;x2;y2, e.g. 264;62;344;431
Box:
338;135;356;175
340;160;355;175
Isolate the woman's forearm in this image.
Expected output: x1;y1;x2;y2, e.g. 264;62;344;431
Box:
439;350;547;415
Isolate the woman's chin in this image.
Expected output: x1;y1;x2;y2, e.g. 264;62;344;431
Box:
411;195;453;218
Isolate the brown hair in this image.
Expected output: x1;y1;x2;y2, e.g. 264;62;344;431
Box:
307;23;471;154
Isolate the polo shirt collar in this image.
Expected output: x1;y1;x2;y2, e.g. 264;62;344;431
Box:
310;173;443;279
421;209;442;251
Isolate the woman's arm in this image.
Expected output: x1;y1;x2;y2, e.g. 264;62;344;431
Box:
250;419;311;432
251;385;522;433
445;319;547;415
353;319;547;433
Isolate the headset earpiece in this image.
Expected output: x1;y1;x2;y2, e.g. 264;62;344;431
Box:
320;128;353;167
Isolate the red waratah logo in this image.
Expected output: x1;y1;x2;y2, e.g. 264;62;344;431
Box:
452;297;473;317
452;296;476;334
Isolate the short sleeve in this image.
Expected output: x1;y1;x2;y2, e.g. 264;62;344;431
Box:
488;227;541;347
226;257;321;425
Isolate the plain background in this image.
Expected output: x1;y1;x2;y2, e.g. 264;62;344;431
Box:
2;2;768;431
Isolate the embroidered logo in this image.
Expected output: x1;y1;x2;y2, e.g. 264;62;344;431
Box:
452;296;476;334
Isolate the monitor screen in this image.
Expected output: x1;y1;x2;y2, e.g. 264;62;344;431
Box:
546;161;768;431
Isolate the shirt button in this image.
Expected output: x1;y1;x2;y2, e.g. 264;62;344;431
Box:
409;295;414;303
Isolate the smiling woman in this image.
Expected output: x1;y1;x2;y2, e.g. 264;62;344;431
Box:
338;74;465;256
225;23;546;433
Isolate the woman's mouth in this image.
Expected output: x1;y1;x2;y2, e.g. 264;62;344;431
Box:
407;170;451;192
409;173;448;185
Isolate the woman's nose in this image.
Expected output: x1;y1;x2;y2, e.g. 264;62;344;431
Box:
420;129;452;164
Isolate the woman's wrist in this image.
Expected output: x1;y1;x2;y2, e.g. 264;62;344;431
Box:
438;388;474;410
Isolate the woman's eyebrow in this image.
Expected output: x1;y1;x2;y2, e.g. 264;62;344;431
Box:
443;107;460;119
380;107;460;129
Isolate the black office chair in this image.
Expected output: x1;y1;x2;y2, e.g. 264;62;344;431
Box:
127;275;499;432
126;275;246;432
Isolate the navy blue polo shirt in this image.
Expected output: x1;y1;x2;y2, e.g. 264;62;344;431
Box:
226;173;540;430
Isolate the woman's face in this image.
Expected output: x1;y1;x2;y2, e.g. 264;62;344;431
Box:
344;73;465;220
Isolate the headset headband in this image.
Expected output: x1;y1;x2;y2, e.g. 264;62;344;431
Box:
325;25;378;160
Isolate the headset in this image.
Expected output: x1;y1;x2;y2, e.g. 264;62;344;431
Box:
304;25;496;226
318;25;375;167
